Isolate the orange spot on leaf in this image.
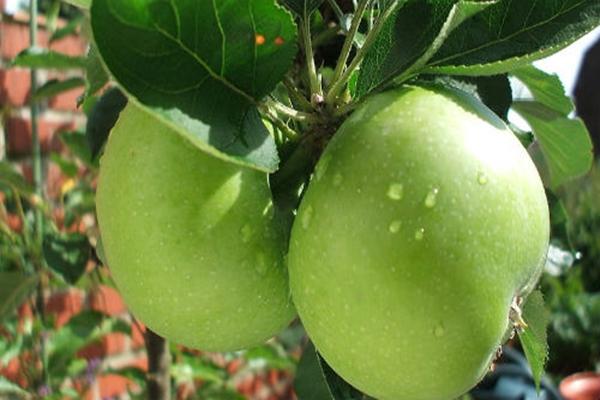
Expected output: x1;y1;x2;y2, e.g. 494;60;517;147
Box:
255;34;266;45
274;36;285;46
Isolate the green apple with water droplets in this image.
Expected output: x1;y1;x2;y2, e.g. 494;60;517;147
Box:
96;102;295;351
289;85;549;400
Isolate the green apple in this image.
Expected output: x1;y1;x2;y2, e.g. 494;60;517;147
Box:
96;103;295;351
288;85;549;399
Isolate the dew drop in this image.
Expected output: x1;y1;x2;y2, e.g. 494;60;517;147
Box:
478;172;488;185
387;183;404;201
388;220;402;234
333;173;343;187
414;228;425;241
301;206;313;230
240;224;253;243
255;252;267;276
434;323;445;337
424;188;439;208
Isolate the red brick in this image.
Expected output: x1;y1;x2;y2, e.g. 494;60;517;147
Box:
131;322;146;349
5;116;73;156
88;285;127;316
45;289;84;327
48;87;82;111
0;21;31;59
49;34;87;58
92;374;132;400
0;68;30;106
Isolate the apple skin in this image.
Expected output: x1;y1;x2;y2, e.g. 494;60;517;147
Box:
288;85;549;400
96;103;295;352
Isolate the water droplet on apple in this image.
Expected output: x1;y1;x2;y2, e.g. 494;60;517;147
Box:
240;224;253;243
389;220;402;233
387;183;404;200
424;188;439;208
255;252;267;276
333;173;343;186
478;172;488;185
302;206;313;230
414;228;425;240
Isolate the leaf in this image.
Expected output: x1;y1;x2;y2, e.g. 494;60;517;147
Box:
83;45;109;102
512;65;574;116
105;367;147;384
518;290;550;391
294;342;333;400
244;345;295;370
427;74;512;120
294;342;371;400
0;162;34;195
356;0;495;96
62;0;90;9
49;15;84;43
281;0;324;17
427;0;600;76
47;311;131;377
59;131;95;167
50;154;78;178
512;100;593;188
91;0;298;172
0;376;28;397
85;87;128;160
0;272;38;323
42;231;91;284
32;77;85;101
11;48;86;70
171;356;225;384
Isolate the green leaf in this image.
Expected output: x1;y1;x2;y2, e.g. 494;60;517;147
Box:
11;48;86;70
282;0;324;17
84;45;109;102
49;15;84;43
171;356;225;385
62;0;91;9
244;344;295;370
105;367;147;384
59;131;95;167
0;162;34;195
0;272;38;323
0;376;28;397
518;290;550;391
47;311;131;377
320;360;371;400
356;0;495;96
512;65;574;116
32;77;85;102
85;87;128;160
42;231;91;284
294;342;333;400
50;154;78;178
512;100;593;188
91;0;298;172
427;0;600;75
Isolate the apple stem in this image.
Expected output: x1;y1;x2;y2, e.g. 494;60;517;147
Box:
326;0;400;106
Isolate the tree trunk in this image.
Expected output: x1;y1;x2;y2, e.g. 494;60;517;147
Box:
144;328;171;400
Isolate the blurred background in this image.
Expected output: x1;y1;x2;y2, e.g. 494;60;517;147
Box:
0;1;599;399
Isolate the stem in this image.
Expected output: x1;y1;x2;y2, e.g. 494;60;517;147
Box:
261;107;299;141
329;0;370;93
264;98;316;123
326;0;398;105
145;329;171;400
283;76;313;112
326;0;344;21
312;23;342;48
301;18;322;103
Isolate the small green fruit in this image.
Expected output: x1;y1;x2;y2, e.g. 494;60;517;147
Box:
289;86;549;399
96;103;294;351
